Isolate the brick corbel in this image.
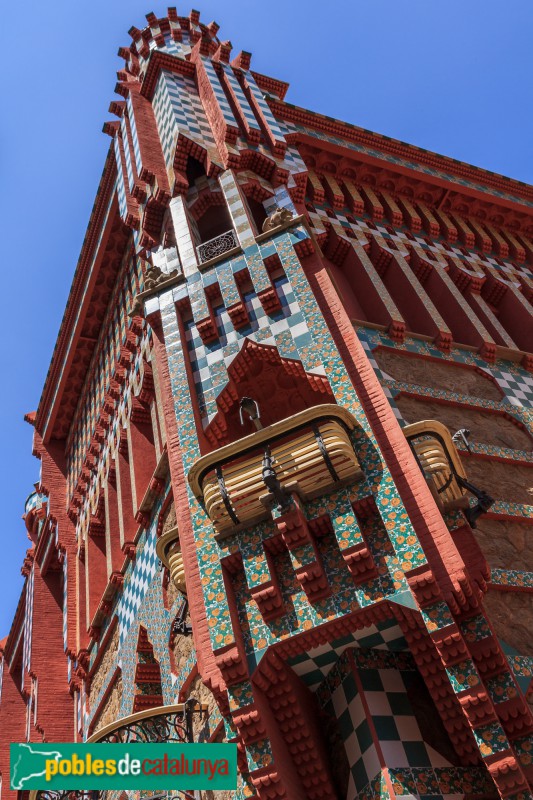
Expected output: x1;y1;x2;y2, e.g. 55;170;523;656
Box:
213;642;249;686
226;300;250;330
249;765;287;800
275;501;330;603
249;579;285;621
257;285;281;316
232;703;267;745
485;752;531;797
122;541;137;559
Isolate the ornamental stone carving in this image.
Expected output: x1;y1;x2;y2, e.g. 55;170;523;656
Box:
262;206;293;232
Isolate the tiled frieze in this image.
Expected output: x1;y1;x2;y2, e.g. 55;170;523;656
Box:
388;765;494;798
358;330;533;528
489;569;533;590
358;328;533;459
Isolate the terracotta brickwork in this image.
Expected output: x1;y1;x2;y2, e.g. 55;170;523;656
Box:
1;8;532;800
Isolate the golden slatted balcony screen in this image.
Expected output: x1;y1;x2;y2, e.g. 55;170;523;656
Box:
403;419;469;511
189;405;362;535
156;527;187;594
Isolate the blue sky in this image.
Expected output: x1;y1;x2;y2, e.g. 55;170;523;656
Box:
1;0;532;637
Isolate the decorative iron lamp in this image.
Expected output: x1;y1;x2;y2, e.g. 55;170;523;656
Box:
452;427;472;453
403;420;494;528
189;404;363;537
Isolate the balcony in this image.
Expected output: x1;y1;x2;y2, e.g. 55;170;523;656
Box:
403;419;493;527
196;228;239;265
189;404;363;537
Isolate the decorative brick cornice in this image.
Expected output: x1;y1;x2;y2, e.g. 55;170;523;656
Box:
272;99;533;212
35;150;118;441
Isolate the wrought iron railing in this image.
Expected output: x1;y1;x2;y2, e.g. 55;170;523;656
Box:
35;793;187;799
35;793;99;800
87;699;207;744
196;229;238;264
30;701;208;800
33;789;189;800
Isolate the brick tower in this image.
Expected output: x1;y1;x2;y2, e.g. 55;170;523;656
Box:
1;8;532;800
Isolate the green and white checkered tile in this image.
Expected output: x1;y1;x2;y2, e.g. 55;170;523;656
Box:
315;649;455;799
288;620;407;690
484;366;533;408
185;272;314;422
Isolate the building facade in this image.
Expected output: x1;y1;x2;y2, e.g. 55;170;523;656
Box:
1;7;533;800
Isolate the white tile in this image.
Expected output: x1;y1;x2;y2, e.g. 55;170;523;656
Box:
379;740;409;767
346;773;357;800
348;696;365;729
395;716;422;740
364;691;391;715
379;671;404;692
361;745;381;779
380;624;405;642
332;686;350;718
289;322;309;339
344;730;361;764
425;744;452;768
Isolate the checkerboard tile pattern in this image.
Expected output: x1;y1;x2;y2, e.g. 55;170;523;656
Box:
184;270;316;424
288;621;407;690
242;71;286;148
85;486;182;731
487;367;533;408
117;528;159;643
220;63;262;136
153;70;219;170
314;649;456;800
219;169;255;249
